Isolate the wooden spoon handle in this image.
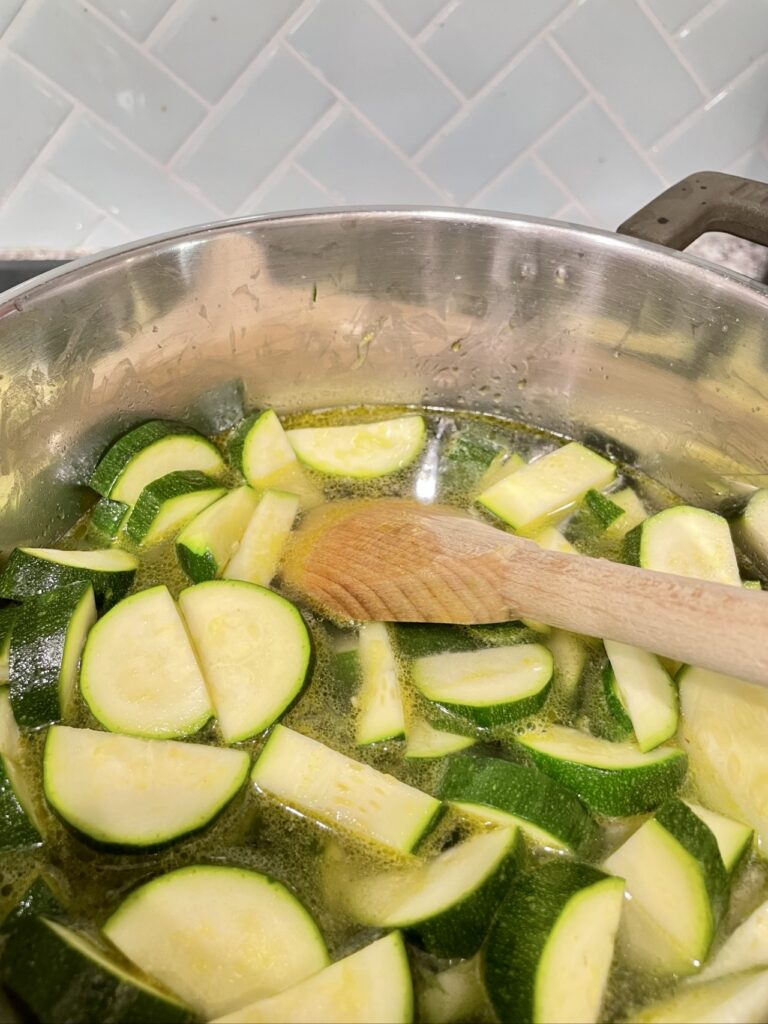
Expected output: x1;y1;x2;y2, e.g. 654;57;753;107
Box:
500;541;768;685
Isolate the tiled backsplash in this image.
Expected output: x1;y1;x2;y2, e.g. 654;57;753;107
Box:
1;0;768;254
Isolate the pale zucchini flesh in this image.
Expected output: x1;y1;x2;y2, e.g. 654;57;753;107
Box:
736;488;768;572
633;969;768;1024
0;547;138;610
684;801;753;874
355;623;405;745
223;489;299;585
627;505;740;586
176;485;259;582
603;639;678;752
126;471;226;546
229;409;298;485
252;725;440;853
404;718;475;759
287;416;426;478
699;896;768;981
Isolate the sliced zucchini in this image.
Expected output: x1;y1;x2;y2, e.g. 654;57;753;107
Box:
178;581;310;743
604;485;647;539
91;419;225;505
0;876;64;937
625;505;740;586
477;451;526;492
125;471;226;546
0;752;42;851
411;644;553;727
415;956;489;1024
547;628;588;703
477;441;615;532
251;725;440;854
213;932;413;1024
699;896;768;980
404;718;475;759
633;969;768;1023
439;754;596;854
679;665;768;849
603;799;727;974
2;915;194;1023
80;585;213;739
88;496;130;541
735;488;768;572
439;428;509;497
530;525;578;554
176;485;259;582
595;659;634;740
0;546;138;610
603;639;678;752
287;416;426;478
228;409;298;485
0;604;18;683
355;622;405;745
516;724;687;816
484;860;624;1024
583;488;624;528
343;826;520;957
104;864;329;1018
44;726;249;847
0;690;22;761
684;801;753;874
9;581;96;729
223;489;299;586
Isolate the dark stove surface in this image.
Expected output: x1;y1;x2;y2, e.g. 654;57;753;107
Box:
0;260;70;293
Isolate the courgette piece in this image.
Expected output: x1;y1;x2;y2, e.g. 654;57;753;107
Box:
343;827;520;957
625;505;741;585
0;876;64;937
212;932;413;1024
440;754;597;854
438;428;508;497
0;690;22;762
415;956;490;1024
679;665;768;849
223;489;299;586
604;485;647;539
404;718;475;759
547;628;588;703
44;726;249;847
125;471;226;546
88;496;130;541
355;622;405;744
176;485;259;582
178;581;311;743
0;604;17;683
90;419;225;504
583;488;624;528
735;488;768;572
530;525;578;554
0;752;42;851
603;639;678;752
80;585;213;739
2;915;195;1023
411;644;553;727
603;799;727;974
287;416;426;478
104;865;329;1019
477;441;615;532
515;724;687;816
9;581;96;729
699;895;768;980
684;801;753;874
484;860;624;1024
632;969;768;1023
0;547;138;611
228;409;298;485
251;725;440;854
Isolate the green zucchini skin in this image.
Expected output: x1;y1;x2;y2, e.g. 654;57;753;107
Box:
0;877;65;937
484;860;614;1024
176;545;217;584
88;498;129;541
1;916;196;1024
439;755;597;854
583;489;624;528
8;582;94;729
227;410;264;473
424;682;551;729
656;799;729;925
0;757;41;852
90;420;199;497
125;472;222;544
0;549;135;610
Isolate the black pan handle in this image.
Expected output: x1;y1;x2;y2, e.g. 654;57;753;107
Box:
618;171;768;251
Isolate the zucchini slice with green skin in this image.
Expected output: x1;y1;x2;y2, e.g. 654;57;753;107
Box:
603;799;727;975
9;581;96;729
176;485;259;582
228;409;298;485
80;585;213;739
633;969;768;1023
87;496;130;541
515;724;687;816
0;604;18;684
603;639;678;752
252;725;440;854
223;489;299;586
178;581;310;743
699;896;768;981
547;628;588;703
438;428;509;497
0;547;138;610
355;623;405;745
735;488;768;573
43;726;249;847
625;505;741;586
604;485;647;539
679;665;768;849
404;718;475;759
0;752;42;851
0;690;22;762
213;932;413;1024
343;827;521;958
91;419;225;505
0;876;65;937
530;525;578;554
104;864;329;1019
125;471;226;546
484;860;624;1024
439;754;597;854
684;801;753;874
477;441;616;532
2;915;195;1023
287;416;426;478
411;644;553;728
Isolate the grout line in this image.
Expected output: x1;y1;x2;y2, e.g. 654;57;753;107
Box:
416;0;461;44
0;0;46;45
0;106;78;207
675;0;728;36
635;0;710;98
545;36;666;184
552;198;590;223
234;103;343;213
409;0;584;165
38;167;121;223
281;36;452;200
530;150;584;208
141;0;187;47
82;214;134;249
366;0;466;104
293;162;339;201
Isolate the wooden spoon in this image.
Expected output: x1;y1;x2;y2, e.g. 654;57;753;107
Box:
282;497;768;686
